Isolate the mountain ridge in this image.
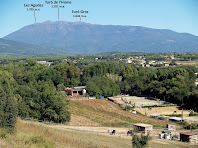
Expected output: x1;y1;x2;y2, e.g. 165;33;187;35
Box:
3;21;198;54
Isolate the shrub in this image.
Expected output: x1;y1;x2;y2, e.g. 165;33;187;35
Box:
132;134;151;148
0;129;8;139
184;123;198;130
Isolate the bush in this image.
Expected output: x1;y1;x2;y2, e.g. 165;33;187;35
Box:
57;84;65;91
184;123;198;130
0;129;8;139
132;134;151;148
189;112;198;116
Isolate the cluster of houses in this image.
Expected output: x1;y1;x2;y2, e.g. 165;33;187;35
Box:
125;55;176;68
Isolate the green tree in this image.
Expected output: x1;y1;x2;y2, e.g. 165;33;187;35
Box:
86;77;120;98
0;73;18;132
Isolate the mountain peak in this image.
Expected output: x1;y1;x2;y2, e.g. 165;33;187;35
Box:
3;22;198;54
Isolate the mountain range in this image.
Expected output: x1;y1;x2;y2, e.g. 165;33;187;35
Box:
1;21;198;55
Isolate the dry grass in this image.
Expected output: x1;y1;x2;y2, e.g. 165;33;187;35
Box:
1;120;196;148
69;99;169;128
0;120;132;148
0;120;110;148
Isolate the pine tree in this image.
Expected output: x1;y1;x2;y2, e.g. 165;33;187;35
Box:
0;83;18;132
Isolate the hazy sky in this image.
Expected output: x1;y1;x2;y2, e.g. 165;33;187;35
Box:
1;0;198;38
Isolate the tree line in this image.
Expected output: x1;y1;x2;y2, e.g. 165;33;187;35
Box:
1;60;198;131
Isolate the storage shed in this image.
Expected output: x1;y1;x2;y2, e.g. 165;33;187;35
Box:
166;123;176;131
65;86;86;97
180;132;198;143
133;123;153;133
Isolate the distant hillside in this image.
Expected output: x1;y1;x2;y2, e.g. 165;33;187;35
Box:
3;21;198;54
0;38;74;55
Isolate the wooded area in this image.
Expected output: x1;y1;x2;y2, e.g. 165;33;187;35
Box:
0;58;198;131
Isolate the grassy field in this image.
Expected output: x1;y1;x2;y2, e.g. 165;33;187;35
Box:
0;120;196;148
69;99;174;128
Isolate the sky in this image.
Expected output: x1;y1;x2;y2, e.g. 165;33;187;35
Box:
0;0;198;38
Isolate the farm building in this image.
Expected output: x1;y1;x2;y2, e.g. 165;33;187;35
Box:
107;97;126;105
180;132;198;143
159;130;172;139
166;123;176;131
133;123;153;133
65;86;86;97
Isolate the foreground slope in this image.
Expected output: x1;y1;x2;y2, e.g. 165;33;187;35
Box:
69;99;169;128
4;21;198;54
0;120;195;148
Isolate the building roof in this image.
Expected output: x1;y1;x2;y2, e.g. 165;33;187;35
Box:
169;117;185;121
65;86;86;91
134;123;153;127
158;115;169;118
180;132;198;136
150;114;160;117
73;86;86;89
